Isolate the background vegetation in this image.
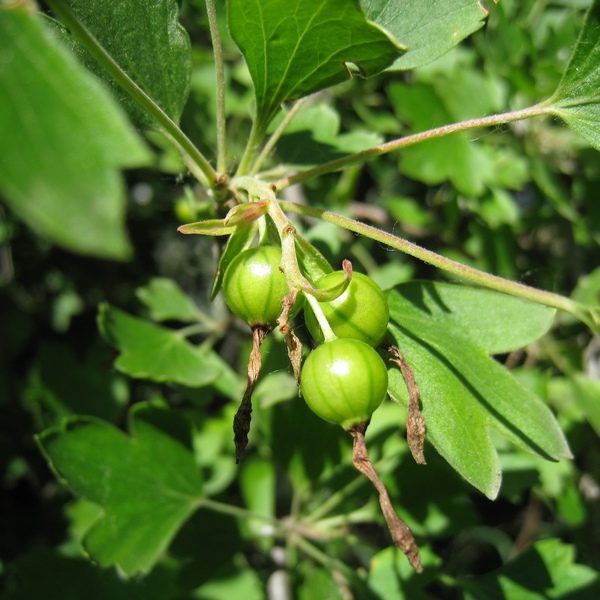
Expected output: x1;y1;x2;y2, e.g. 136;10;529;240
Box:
1;0;600;598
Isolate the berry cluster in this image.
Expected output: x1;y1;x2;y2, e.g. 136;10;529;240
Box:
222;244;390;431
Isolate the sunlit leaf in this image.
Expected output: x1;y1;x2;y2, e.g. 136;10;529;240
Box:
545;0;600;150
387;283;570;499
136;278;202;323
228;0;403;132
51;0;192;127
0;8;151;259
361;0;489;70
98;303;220;387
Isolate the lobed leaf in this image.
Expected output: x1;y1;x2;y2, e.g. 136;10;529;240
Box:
546;0;600;150
0;7;151;259
390;281;556;355
274;103;384;167
51;0;192;128
387;283;570;499
35;403;203;575
228;0;403;132
458;538;600;599
136;278;203;323
98;303;220;387
361;0;489;71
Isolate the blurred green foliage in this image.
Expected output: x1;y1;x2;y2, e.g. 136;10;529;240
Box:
1;0;600;598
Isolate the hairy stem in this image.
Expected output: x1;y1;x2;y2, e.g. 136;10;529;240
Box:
251;98;308;175
197;497;280;528
235;118;269;177
271;105;552;191
205;0;227;174
279;201;592;322
46;0;216;187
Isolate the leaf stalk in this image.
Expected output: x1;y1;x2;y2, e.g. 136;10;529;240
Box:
271;104;552;190
45;0;217;187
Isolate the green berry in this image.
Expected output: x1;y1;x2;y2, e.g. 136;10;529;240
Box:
304;271;389;346
300;338;388;430
222;246;289;327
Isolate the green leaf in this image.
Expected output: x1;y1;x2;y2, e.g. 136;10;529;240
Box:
136;278;202;323
389;74;528;197
52;0;192;127
390;281;556;355
0;8;151;259
239;457;276;537
35;403;203;575
387;283;570;499
361;0;489;70
210;223;257;301
546;0;600;150
228;0;403;131
2;546;180;600
274;103;383;167
294;231;334;283
177;220;237;236
459;538;600;599
33;341;127;424
98;303;220;387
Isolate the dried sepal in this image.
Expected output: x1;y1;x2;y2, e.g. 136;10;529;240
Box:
348;422;423;573
233;325;269;463
388;345;427;465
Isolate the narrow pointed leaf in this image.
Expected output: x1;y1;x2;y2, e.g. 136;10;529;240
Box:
546;0;600;150
51;0;192;127
36;403;203;575
228;0;403;130
387;283;571;499
390;281;556;355
0;7;151;259
177;220;237;236
388;322;502;498
361;0;489;70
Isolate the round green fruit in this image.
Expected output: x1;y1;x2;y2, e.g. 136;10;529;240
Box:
304;271;389;346
222;245;290;327
300;338;388;429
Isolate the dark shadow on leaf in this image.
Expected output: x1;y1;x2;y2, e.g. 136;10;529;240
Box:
170;509;242;590
389;281;453;318
275;130;346;166
132;404;195;452
458;543;600;599
271;397;343;481
393;325;558;461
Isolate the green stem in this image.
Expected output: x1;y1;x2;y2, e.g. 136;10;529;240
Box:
250;98;308;175
304;293;337;342
205;0;227;174
235;118;268;177
279;201;593;322
231;176;341;336
292;535;356;581
271;104;551;191
46;0;216;187
305;473;367;524
197;498;280;528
